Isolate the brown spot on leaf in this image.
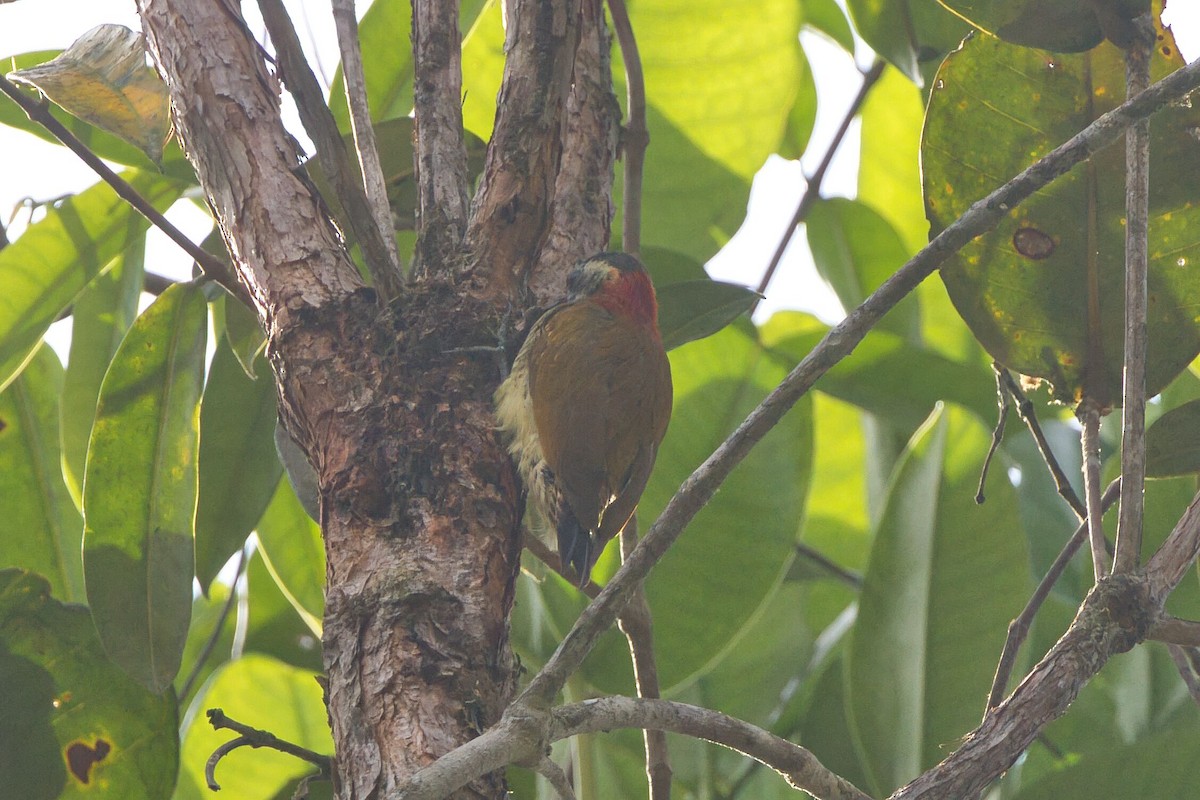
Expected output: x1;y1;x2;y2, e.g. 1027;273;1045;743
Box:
66;739;111;784
1013;226;1056;259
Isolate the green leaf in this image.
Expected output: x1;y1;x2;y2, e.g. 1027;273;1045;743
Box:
1145;399;1200;477
241;550;323;672
804;0;856;52
626;0;805;261
9;25;171;163
256;477;325;635
212;290;266;378
778;46;818;159
83;282;207;693
0;170;183;391
177;655;330;800
657;279;760;351
0;345;84;603
0;569;178;800
924;23;1200;405
846;407;1029;795
844;0;970;86
195;337;282;590
938;0;1151;53
61;234;144;501
1012;726;1200;800
806;198;919;339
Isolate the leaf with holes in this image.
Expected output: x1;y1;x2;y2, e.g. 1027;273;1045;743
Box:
923;21;1200;406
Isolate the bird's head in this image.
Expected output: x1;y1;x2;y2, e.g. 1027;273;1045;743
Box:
566;252;660;333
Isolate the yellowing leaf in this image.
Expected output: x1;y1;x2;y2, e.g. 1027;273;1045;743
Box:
8;24;170;163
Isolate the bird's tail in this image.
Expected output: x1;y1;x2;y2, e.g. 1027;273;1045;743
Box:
556;504;594;588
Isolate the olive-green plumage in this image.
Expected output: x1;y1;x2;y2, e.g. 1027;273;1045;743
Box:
495;253;672;585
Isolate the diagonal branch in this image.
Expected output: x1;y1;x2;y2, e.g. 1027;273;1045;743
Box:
331;0;404;278
466;0;582;296
258;0;401;300
411;0;471;274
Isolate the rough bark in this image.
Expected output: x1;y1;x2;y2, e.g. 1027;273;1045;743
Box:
137;1;529;797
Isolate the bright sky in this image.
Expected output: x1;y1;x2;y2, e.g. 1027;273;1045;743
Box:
0;1;1197;331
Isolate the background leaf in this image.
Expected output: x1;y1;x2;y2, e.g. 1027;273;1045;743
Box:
83;282;207;693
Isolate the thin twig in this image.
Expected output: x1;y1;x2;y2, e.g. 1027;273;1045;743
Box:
0;76;244;301
998;369;1086;519
257;0;402;301
533;755;578;799
331;0;403;276
1148;616;1200;646
977;365;1011;504
607;0;646;255
1115;15;1155;574
794;541;863;588
179;548;248;700
617;517;672;799
1079;402;1108;581
986;479;1119;710
517;52;1200;713
205;708;331;791
754;59;887;305
1166;644;1200;706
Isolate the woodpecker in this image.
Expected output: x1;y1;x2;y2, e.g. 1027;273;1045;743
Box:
495;252;673;586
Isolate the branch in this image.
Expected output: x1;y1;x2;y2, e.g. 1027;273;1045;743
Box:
257;0;401;301
617;518;672;798
528;0;621;302
1079;401;1109;581
754;59;886;303
607;0;646;254
553;698;871;800
1149;616;1200;646
531;755;577;799
987;479;1119;710
1165;644;1200;706
517;50;1200;712
331;0;404;278
466;0;581;296
205;708;331;791
998;368;1086;519
411;0;471;274
0;75;245;303
1115;14;1155;574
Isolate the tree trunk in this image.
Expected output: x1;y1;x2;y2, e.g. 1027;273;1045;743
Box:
137;0;614;796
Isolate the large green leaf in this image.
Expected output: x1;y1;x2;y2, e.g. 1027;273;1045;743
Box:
924;23;1200;406
176;655;330;800
846;407;1029;795
241;550;323;672
845;0;970;86
656;279;759;351
255;477;325;636
83;282;207;693
61;235;144;501
0;345;84;603
195;337;282;590
938;0;1150;52
0;570;178;800
0;170;183;391
807;197;919;340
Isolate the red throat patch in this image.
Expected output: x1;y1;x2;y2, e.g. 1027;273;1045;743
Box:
594;270;660;332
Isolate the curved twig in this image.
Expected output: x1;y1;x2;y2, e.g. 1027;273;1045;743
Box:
606;0;646;255
205;708;331;791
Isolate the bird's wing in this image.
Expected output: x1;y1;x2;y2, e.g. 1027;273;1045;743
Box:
526;302;614;530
